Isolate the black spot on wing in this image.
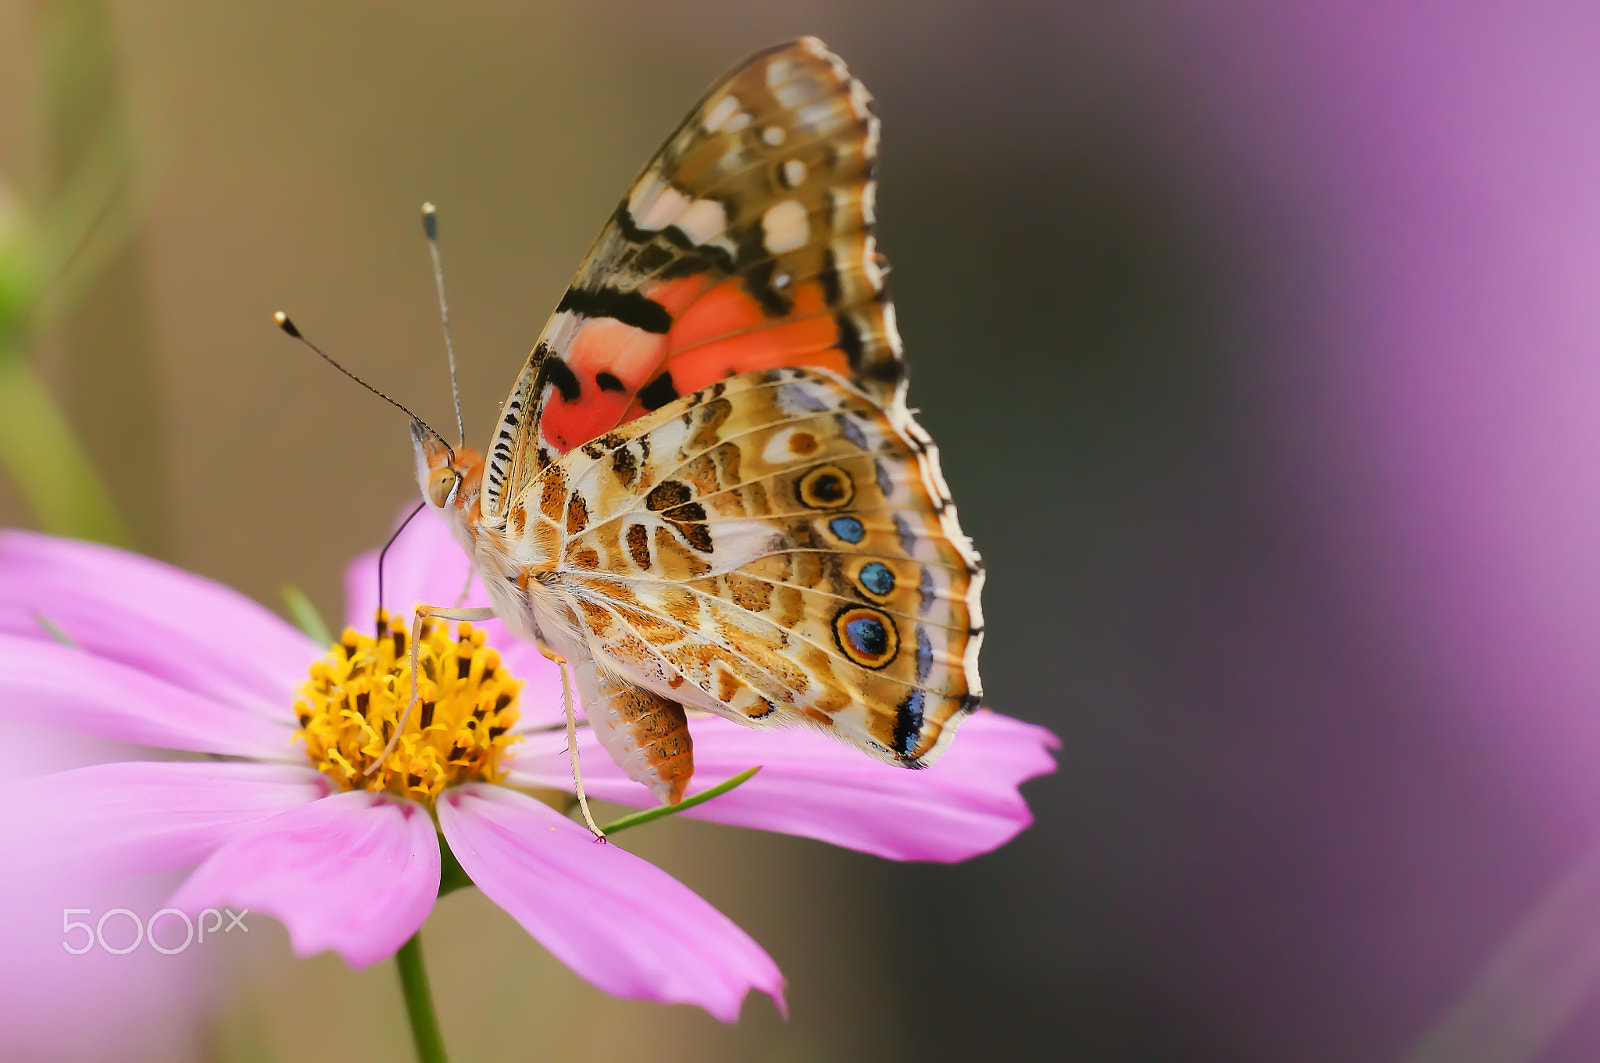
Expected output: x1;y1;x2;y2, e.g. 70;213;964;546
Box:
664;501;708;524
818;249;843;307
610;200;651;244
610;202;735;279
645;480;691;512
612;446;638;487
638;371;680;411
596;371;626;393
665;501;714;552
540;355;582;403
742;259;793;318
557;286;672;334
835;313;865;372
893;688;925;760
626;523;651;568
860;352;908;387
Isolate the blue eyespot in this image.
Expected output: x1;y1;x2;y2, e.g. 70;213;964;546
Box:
859;561;895;597
829;516;865;543
833;606;899;669
844;616;889;656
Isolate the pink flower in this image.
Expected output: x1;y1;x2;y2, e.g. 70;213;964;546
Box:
0;513;1055;1021
352;510;1060;864
0;722;222;1062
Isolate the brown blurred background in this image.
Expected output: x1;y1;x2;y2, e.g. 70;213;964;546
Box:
14;2;1600;1062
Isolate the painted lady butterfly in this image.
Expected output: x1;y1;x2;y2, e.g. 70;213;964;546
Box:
404;37;984;833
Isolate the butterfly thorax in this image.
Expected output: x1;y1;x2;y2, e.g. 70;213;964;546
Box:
412;421;585;657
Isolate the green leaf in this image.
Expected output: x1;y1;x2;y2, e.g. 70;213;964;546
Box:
281;584;332;646
0;351;131;546
598;766;762;836
32;610;77;647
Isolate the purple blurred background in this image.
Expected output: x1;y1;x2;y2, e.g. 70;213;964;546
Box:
5;2;1600;1060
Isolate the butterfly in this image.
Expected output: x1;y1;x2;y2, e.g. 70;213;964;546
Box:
403;37;984;835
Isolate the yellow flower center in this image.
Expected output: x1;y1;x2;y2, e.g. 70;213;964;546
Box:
293;610;521;801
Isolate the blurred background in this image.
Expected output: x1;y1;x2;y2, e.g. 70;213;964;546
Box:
5;2;1600;1060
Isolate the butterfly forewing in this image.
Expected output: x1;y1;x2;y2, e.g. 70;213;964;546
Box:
482;37;906;523
517;368;982;766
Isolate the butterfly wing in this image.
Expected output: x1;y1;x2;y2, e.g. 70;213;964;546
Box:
526;368;982;767
482;37;904;523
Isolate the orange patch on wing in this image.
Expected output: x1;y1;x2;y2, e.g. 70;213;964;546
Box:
619;278;850;423
541;317;669;452
538;274;852;454
669;278;846;379
647;275;717;316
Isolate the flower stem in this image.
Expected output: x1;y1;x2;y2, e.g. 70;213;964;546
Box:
395;932;449;1063
599;765;762;835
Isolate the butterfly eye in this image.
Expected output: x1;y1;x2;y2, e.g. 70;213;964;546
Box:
427;467;460;508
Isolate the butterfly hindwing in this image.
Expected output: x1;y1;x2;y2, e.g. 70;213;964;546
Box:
482;37;905;523
515;368;982;767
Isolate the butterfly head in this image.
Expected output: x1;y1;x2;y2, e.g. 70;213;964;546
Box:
411;419;482;520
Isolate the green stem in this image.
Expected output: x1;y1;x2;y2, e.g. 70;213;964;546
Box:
394;932;449;1063
599;766;762;835
436;833;474;897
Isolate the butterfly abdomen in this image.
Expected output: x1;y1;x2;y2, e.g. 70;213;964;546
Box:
575;659;695;805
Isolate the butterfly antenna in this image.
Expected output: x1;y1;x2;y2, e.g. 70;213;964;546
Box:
272;311;457;465
375;501;426;636
421;203;466;447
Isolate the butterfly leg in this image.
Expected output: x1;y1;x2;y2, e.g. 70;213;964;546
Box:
536;642;607;842
365;604;497;775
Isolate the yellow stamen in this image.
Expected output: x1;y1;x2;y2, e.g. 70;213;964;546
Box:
294;610;521;802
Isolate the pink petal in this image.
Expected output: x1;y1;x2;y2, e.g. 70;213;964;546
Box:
18;761;325;879
0;863;216;1061
170;790;439;968
0;745;238;1058
344;505;480;627
0;634;300;758
509;710;1059;862
345;508;566;727
437;784;785;1021
0;531;315;716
